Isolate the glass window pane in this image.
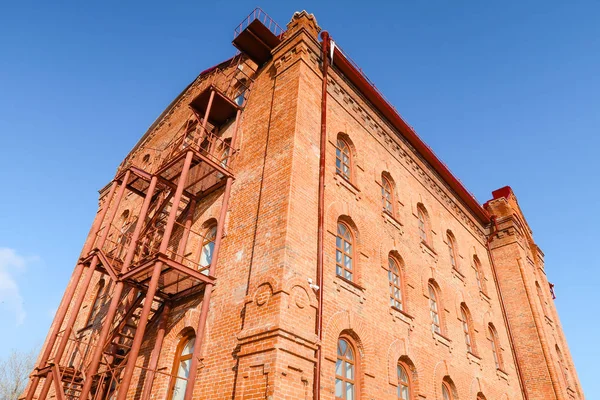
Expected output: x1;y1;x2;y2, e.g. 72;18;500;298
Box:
335;378;343;397
346;383;354;400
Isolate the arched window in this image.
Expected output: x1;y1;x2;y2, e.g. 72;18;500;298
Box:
441;382;452;400
556;345;570;387
428;282;441;334
460;304;476;354
167;333;196;400
396;363;411;400
336;136;353;181
476;393;486;400
381;174;395;216
85;279;105;327
199;224;217;275
388;256;404;310
336;337;357;400
446;231;458;270
536;281;548;317
474;256;486;294
336;222;355;281
417;204;430;245
488;324;504;370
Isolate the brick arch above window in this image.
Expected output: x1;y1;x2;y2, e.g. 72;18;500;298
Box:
322;310;375;376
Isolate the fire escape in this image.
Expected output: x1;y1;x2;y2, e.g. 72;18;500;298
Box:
25;9;283;400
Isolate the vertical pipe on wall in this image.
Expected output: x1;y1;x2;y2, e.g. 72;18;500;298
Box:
314;30;330;400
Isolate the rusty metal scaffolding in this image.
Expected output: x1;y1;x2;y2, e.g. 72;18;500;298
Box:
24;9;283;400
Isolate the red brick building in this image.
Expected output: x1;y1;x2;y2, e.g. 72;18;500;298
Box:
24;9;583;400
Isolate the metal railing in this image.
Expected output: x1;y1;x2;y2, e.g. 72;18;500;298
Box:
91;363;188;400
234;7;284;40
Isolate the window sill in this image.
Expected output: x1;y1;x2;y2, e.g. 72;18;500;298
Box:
390;306;414;328
479;290;491;304
334;173;361;199
382;211;403;232
77;325;93;335
334;275;366;303
433;331;451;348
420;241;437;259
467;351;482;366
496;368;509;381
451;267;465;283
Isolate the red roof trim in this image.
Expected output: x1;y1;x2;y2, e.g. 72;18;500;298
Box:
331;46;490;224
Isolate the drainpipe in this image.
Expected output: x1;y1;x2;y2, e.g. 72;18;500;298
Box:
314;30;330;400
486;216;529;400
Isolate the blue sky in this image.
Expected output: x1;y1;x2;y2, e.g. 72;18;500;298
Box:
0;0;597;396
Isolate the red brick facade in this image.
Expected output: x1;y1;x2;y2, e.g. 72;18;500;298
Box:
25;10;583;400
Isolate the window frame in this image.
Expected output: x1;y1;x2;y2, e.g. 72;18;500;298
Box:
396;361;412;400
336;137;353;182
417;204;430;246
335;335;360;400
199;224;218;275
166;333;196;400
473;256;487;295
488;324;504;371
85;279;105;327
536;281;549;317
446;231;458;271
428;282;442;335
556;345;571;388
388;256;404;311
441;381;453;400
381;174;396;216
336;221;356;282
460;304;476;355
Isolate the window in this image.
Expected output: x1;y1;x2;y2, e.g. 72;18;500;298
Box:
442;382;452;400
396;363;411;400
446;231;458;270
336;337;357;400
388;257;403;310
199;225;217;275
461;304;475;354
85;279;105;327
474;256;486;294
536;281;548;317
489;324;503;370
167;334;196;400
428;282;441;334
336;222;354;281
417;205;429;245
142;153;151;164
336;137;352;181
381;174;395;215
556;345;570;387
